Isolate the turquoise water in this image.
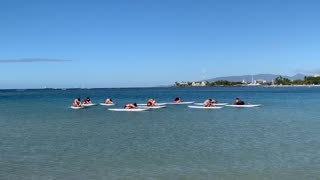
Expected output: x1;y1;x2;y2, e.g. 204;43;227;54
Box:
1;87;320;179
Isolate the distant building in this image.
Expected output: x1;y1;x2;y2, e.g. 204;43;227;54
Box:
256;79;267;84
191;82;200;86
176;81;189;86
247;82;261;86
191;81;207;87
201;81;207;86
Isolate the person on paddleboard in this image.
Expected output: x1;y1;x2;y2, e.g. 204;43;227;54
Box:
124;103;138;109
147;99;156;106
83;97;92;104
105;98;113;104
174;97;182;103
234;98;245;105
73;98;82;107
204;99;217;107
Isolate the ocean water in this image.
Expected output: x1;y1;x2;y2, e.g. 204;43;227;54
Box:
1;87;320;180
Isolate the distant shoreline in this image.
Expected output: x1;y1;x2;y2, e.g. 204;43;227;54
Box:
1;85;320;90
173;84;320;88
263;84;320;88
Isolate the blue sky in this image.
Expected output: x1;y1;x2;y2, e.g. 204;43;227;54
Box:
1;0;320;88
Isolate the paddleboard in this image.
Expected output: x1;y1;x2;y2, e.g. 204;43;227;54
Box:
137;103;166;106
70;106;84;109
81;103;97;107
225;104;261;108
99;103;115;106
108;108;148;112
193;103;228;106
188;105;223;109
166;101;195;105
138;105;167;109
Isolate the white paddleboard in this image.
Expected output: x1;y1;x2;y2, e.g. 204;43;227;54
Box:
81;103;97;107
193;103;228;106
225;104;261;108
166;101;195;105
138;105;167;109
99;103;115;106
188;105;223;109
108;108;149;112
137;103;166;106
70;106;84;109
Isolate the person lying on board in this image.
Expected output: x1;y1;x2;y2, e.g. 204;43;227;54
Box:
147;99;157;106
83;97;92;104
73;98;82;107
124;103;138;109
174;97;182;103
234;98;245;105
204;99;217;107
105;98;113;104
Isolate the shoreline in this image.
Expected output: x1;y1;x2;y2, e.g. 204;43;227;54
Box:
1;85;320;90
263;85;320;88
174;85;320;88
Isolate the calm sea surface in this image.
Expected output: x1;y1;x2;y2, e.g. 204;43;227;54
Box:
1;87;320;180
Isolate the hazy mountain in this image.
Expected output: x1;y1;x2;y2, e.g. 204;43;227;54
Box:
290;73;305;80
205;73;306;82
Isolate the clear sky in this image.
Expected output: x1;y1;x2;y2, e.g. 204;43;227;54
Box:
1;0;320;88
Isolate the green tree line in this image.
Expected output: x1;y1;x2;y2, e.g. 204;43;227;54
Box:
274;76;320;85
